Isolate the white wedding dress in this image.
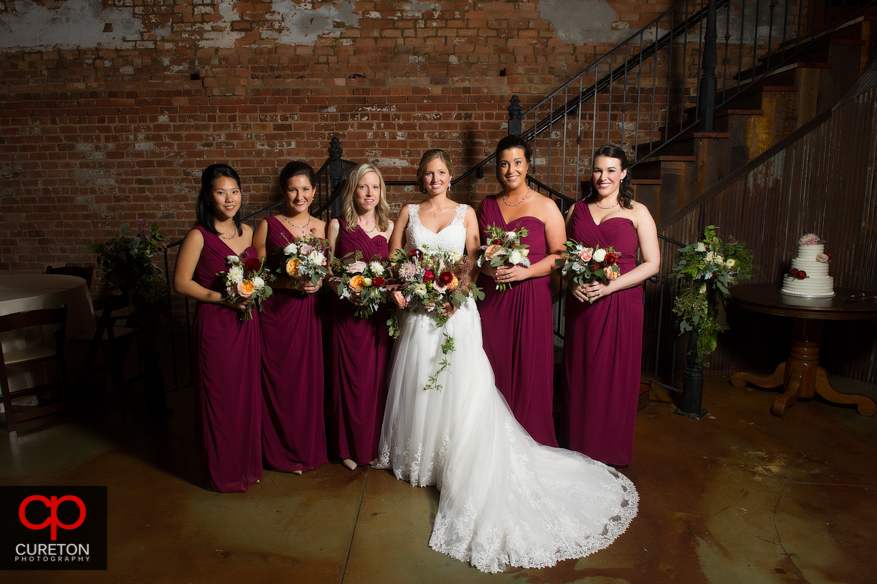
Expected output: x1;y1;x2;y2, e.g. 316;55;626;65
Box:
376;203;638;573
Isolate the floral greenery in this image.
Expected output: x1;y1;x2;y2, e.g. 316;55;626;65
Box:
87;221;169;331
671;225;754;366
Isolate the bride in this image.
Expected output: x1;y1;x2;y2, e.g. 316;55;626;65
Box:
376;149;638;573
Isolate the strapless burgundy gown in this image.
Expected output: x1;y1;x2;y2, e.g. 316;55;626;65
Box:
191;226;262;492
562;201;643;466
328;218;391;465
259;216;327;472
476;196;557;447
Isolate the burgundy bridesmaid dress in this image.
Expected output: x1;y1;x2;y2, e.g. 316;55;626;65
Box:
329;218;391;465
476;196;558;447
259;216;327;472
562;201;643;466
191;226;262;492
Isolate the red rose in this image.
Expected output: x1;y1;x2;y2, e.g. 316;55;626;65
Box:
409;249;423;261
373;276;385;287
492;238;501;245
789;268;798;277
423;270;435;282
604;251;618;266
245;257;262;272
825;253;832;260
439;271;454;285
795;270;807;280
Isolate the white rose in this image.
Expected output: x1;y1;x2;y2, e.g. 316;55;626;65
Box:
695;242;706;252
363;277;373;287
227;255;240;264
592;248;607;263
252;276;265;290
725;258;736;268
369;262;385;276
308;250;326;266
504;231;517;241
508;250;523;265
283;243;298;255
451;252;462;262
414;283;428;297
229;265;244;284
520;248;529;257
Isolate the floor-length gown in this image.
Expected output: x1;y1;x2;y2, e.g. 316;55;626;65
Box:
562;201;643;466
476;195;557;447
329;218;391;465
259;216;327;472
377;204;638;573
191;226;262;492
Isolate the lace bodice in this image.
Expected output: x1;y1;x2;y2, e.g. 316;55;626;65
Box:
406;203;468;255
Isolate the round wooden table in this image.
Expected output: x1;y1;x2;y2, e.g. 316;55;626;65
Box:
729;283;877;417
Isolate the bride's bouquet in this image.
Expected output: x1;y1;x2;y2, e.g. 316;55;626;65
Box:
477;224;531;291
387;247;483;391
218;253;275;321
555;241;620;303
275;230;330;288
330;252;391;319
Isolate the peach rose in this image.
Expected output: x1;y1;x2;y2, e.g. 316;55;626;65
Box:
349;274;366;292
446;274;459;291
236;280;255;298
285;257;302;276
605;267;619;281
484;244;502;259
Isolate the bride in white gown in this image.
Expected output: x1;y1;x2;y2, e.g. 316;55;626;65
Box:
376;150;638;573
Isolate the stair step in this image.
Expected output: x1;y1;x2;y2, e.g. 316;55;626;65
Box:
631;178;662;185
718;109;764;117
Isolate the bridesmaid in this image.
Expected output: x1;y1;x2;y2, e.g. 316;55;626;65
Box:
253;161;328;474
562;145;660;466
174;164;262;492
476;135;565;447
326;163;394;471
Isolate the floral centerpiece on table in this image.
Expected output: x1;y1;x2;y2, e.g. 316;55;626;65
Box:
330;252;391;319
218;254;275;321
388;247;484;391
555;241;621;302
87;220;169;330
671;225;753;366
275;230;330;287
477;224;530;291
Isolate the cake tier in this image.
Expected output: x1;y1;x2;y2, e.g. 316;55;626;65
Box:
790;258;829;277
796;244;824;261
781;275;834;297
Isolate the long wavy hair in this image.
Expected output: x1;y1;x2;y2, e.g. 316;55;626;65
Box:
416;149;454;194
340;163;392;232
494;135;532;186
278;160;316;212
195;164;243;236
588;144;634;209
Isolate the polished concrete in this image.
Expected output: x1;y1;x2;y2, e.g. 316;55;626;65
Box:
2;373;876;584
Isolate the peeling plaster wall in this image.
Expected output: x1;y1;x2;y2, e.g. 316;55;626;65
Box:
538;0;633;44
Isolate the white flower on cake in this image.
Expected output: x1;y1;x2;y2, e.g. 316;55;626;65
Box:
798;233;824;246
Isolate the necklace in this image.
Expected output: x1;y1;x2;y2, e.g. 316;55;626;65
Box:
502;187;530;207
594;198;619;209
217;230;235;241
282;213;311;233
358;218;377;234
424;204;449;218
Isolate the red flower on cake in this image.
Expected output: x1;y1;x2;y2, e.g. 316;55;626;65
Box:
795;270;807;280
789;268;798;277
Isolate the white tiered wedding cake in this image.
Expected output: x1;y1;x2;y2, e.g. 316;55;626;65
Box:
781;233;834;297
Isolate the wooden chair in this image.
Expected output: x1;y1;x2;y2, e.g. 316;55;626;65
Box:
72;294;140;395
46;265;95;289
0;306;70;432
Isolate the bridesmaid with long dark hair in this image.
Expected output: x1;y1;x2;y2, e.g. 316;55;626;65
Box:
562;145;660;466
174;164;262;492
476;135;566;447
253;161;328;474
326;163;394;471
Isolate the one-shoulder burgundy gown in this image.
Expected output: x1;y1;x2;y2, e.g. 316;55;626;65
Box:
476;195;558;447
259;216;327;472
192;226;262;492
562;201;643;466
329;218;391;465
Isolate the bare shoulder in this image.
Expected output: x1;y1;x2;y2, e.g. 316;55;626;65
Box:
536;192;564;219
629;200;655;230
241;223;254;236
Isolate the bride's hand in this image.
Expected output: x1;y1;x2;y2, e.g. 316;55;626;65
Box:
440;302;458;319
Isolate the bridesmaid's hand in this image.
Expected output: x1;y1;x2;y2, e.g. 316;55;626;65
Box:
495;265;529;284
347;291;364;306
581;280;613;302
221;296;252;312
302;279;322;295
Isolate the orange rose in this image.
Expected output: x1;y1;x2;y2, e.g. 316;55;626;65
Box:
446;274;459;291
484;244;502;259
349;275;366;292
285;257;302;276
605;267;619;281
236;280;255;298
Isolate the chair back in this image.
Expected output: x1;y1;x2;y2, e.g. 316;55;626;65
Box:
0;306;68;336
46;265;95;289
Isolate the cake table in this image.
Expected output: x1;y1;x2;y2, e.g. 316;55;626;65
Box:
729;283;877;417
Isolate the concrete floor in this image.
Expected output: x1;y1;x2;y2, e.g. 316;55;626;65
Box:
2;373;876;584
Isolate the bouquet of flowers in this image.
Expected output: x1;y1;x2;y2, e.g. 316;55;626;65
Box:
275;230;330;287
330;252;391;319
219;254;275;321
388;247;483;390
671;225;753;366
477;224;530;291
555;241;621;303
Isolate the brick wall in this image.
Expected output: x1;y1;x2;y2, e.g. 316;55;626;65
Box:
0;0;687;280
